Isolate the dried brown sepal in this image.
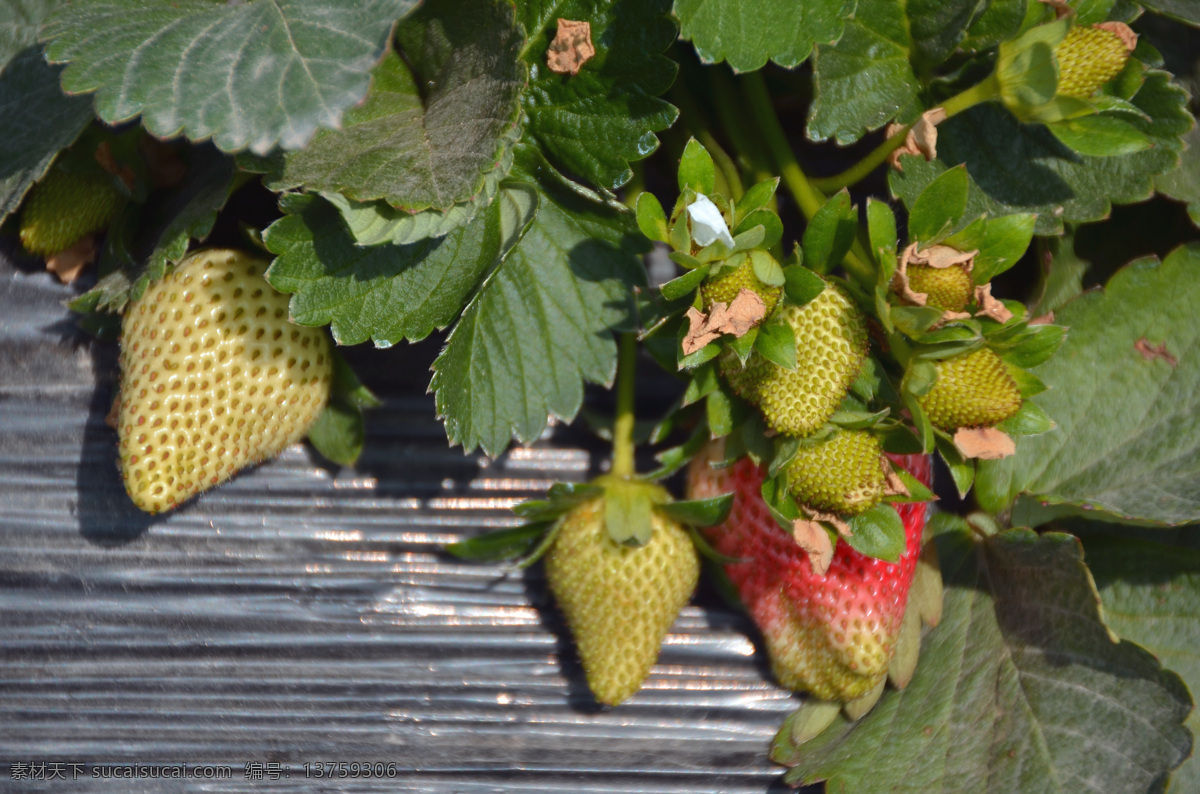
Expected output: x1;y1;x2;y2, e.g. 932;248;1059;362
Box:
886;107;947;171
681;288;767;355
1037;0;1073;18
105;394;121;429
792;519;835;577
546;19;595;76
1029;311;1056;326
1134;338;1178;366
893;242;977;309
45;234;98;284
1095;21;1138;53
95;142;136;191
953;426;1016;459
807;508;852;540
973;283;1014;323
883;465;910;498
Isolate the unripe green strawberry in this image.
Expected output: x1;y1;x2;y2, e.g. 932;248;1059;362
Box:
1054;24;1135;99
701;252;782;315
905;263;972;312
721;283;867;438
19;168;122;256
117;249;333;514
786;429;887;515
544;491;700;706
917;347;1022;430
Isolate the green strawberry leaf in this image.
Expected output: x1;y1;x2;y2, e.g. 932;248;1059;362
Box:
1156;125;1200;228
807;0;923;145
890;71;1194;235
43;0;415;155
779;520;1194;791
843;503;905;562
657;493;733;528
977;244;1200;526
518;0;678;190
0;0;51;68
264;184;534;347
0;47;94;224
675;0;853;73
444;523;550;561
958;0;1030;54
905;0;992;70
1140;0;1200;26
268;0;524;219
1080;526;1200;792
430;155;648;456
69;144;236;315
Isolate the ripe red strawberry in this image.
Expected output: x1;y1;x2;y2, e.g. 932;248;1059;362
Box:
687;444;932;703
720;282;868;438
1054;23;1136;99
544;487;700;706
117;249;333;514
19;168;122;256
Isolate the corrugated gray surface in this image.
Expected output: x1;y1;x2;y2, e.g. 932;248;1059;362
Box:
0;251;805;793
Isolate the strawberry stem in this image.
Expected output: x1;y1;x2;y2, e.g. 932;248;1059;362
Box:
741;72;875;287
611;331;638;479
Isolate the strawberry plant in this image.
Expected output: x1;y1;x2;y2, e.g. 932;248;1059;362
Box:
3;0;1199;790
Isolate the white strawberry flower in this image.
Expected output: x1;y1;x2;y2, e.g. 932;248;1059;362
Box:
686;194;734;249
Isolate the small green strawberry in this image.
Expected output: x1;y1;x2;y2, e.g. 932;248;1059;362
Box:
19;168;122;256
1054;23;1136;99
721;282;868;438
117;249;333;514
701;251;783;315
544;483;700;706
917;347;1022;430
905;263;973;312
786;429;887;516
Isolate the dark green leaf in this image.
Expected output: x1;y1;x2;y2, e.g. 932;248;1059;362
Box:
1156;124;1200;227
843;503;904;562
43;0;414;154
73;144;236;313
802;190;857;274
430;160;647;456
445;523;549;561
959;0;1029;53
907;165;968;243
1140;0;1200;26
0;47;94;223
890;71;1193;234
1082;529;1200;791
676;0;852;72
807;0;922;145
658;493;734;527
905;0;990;69
269;0;523;218
518;0;678;189
783;523;1194;791
977;245;1200;525
264;187;529;346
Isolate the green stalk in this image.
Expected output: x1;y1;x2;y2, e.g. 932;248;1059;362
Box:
610;331;638;479
810;74;1002;194
669;82;746;200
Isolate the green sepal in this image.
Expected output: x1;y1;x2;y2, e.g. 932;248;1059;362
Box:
903;392;936;453
844;504;905;563
783;264;826;306
682;361;721;406
891;305;946;337
686;525;744;566
661;264;709;301
734;209;783;250
658;493;735;528
888;466;937;504
735;177;780;225
636;191;669;243
444;522;551;562
762;474;803;533
867;198;899;283
802;190;857;275
998;400;1054;436
903;359;939;397
749;248;786;286
995;322;1067;369
643;421;710;482
678;137;716;196
306;351;380;467
1008;365;1047;398
944;212;1038;285
995;18;1069;118
604;479;660;546
755;316;797;370
828;407;890;430
706;385;736;437
850;357;884;403
934;433;975;498
512;482;605;523
770;436;801;480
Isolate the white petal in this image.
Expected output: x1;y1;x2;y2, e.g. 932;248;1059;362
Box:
686;194;735;248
